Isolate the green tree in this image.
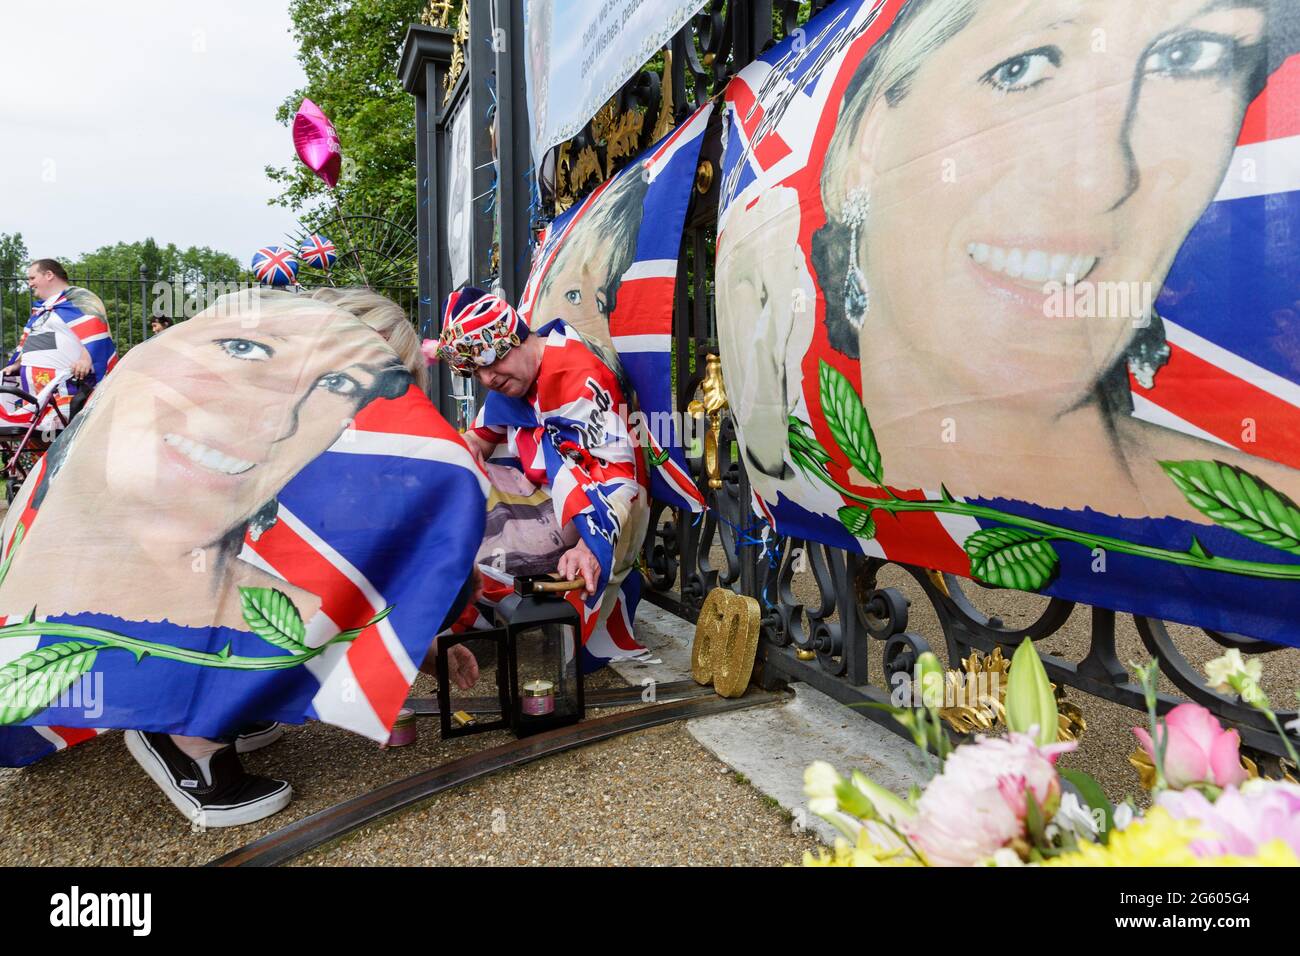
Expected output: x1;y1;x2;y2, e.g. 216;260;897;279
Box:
266;0;434;219
0;232;28;282
66;240;241;282
139;237;165;281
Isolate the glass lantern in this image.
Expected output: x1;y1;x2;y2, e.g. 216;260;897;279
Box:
434;627;511;740
500;584;585;738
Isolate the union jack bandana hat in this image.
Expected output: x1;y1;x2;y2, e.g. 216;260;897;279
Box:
434;287;529;375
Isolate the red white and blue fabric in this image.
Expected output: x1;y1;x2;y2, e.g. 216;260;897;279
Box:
519;102;714;514
251;245;299;286
437;287;530;373
721;0;1300;648
10;288;118;394
299;234;337;270
0;386;488;766
468;319;650;666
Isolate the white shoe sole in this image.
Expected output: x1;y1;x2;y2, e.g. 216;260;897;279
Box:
235;722;285;754
125;730;292;829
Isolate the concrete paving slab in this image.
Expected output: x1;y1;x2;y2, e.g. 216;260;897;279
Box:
688;684;936;846
611;600;696;687
620;600;934;847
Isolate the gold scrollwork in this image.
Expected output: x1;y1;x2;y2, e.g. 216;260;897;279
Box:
421;0;454;27
692;588;761;698
605;110;645;179
933;646;1087;743
650;49;676;144
567;145;602;200
687;353;728;490
441;0;469;105
937;647;1008;734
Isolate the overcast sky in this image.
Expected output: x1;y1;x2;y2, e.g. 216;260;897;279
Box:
1;1;310;265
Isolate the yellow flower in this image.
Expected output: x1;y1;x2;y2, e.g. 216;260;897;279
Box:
1048;809;1300;867
1204;649;1267;706
1048;809;1205;866
801;831;923;867
1214;839;1300;867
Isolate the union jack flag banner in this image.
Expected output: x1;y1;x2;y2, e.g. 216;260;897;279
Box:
518;101;715;514
716;0;1300;646
0;289;487;766
251;245;299;286
299;233;337;270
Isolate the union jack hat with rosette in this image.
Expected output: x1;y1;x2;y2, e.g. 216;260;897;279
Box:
435;287;529;375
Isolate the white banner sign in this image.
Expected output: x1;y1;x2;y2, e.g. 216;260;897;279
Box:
523;0;706;168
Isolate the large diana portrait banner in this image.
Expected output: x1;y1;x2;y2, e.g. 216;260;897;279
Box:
0;291;487;766
717;0;1300;646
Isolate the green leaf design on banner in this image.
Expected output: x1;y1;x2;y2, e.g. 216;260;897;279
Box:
0;641;99;724
0;522;25;590
788;416;832;464
837;506;877;539
239;587;307;653
334;605;394;643
819;361;882;485
1161;460;1300;555
964;528;1060;591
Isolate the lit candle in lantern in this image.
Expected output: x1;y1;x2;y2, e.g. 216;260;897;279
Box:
520;679;556;716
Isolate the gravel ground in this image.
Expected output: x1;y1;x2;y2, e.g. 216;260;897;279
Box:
0;665;818;867
2;513;1292;864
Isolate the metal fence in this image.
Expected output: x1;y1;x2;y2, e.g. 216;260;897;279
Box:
404;0;1299;770
0;274;422;357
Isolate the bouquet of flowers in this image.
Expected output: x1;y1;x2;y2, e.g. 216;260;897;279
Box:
802;641;1300;867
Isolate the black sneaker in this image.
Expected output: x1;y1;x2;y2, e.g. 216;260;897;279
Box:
235;721;284;754
125;730;292;828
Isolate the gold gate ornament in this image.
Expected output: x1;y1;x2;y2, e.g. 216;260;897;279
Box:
691;588;761;698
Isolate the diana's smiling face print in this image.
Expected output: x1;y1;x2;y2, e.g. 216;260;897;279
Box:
843;0;1266;405
78;303;400;550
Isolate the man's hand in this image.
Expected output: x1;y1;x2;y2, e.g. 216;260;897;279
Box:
462;430;492;470
72;349;92;380
1;363;16;378
557;539;600;596
447;642;480;690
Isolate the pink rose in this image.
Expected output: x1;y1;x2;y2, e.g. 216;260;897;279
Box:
420;338;442;364
905;732;1072;866
1158;781;1300;859
1132;702;1248;790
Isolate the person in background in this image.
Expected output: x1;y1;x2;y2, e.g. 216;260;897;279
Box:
15;259;117;391
150;315;174;335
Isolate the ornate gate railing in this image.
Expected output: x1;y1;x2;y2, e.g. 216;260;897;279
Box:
402;0;1300;769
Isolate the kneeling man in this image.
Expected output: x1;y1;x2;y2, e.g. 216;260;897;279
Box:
434;288;650;663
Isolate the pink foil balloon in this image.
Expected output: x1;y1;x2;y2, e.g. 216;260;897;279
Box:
293;98;342;188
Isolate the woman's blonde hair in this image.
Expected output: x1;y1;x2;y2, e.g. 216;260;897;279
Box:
536;159;650;322
812;0;979;357
821;0;979;220
308;287;428;391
